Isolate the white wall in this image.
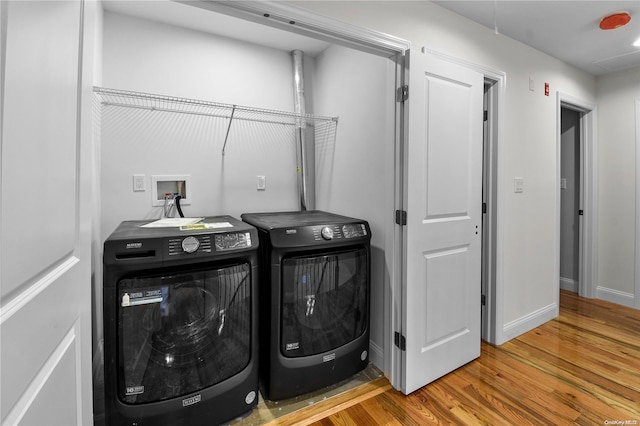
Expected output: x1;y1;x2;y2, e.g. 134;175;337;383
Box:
292;1;598;337
100;11;304;241
596;66;640;307
312;44;394;367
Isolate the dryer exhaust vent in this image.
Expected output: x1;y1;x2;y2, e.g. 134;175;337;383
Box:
291;50;315;211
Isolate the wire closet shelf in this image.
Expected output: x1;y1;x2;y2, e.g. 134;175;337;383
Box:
93;87;339;155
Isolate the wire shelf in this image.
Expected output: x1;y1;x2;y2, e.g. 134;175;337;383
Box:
93;87;338;128
93;87;338;155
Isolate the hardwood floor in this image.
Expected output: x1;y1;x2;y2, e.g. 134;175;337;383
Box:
271;291;640;425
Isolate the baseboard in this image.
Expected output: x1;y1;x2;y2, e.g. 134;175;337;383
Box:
596;286;635;309
368;340;384;371
499;302;558;344
559;277;578;293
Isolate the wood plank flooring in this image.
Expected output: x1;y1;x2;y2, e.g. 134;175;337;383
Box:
271;291;640;425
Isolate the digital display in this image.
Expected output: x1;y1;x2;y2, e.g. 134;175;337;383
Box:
214;232;252;251
342;224;367;239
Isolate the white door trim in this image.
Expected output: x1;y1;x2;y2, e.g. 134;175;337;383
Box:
635;98;640;309
178;0;412;388
556;92;598;301
177;0;410;57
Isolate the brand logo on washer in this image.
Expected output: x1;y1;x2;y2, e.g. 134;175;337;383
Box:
182;394;201;407
323;353;336;362
126;242;143;249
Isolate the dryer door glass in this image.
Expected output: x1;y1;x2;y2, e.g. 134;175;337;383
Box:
117;263;251;404
280;248;369;357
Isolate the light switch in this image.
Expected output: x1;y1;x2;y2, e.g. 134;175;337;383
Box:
560;178;567;190
514;177;524;193
257;175;266;191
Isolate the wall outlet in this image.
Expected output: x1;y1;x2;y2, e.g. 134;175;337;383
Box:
514;177;524;193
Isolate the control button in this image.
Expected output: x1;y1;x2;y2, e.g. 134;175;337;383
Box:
321;226;334;240
182;236;200;253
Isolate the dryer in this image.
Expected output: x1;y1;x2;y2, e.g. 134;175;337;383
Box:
241;210;371;401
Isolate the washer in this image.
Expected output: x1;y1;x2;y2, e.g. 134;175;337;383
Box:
102;216;259;426
241;210;371;401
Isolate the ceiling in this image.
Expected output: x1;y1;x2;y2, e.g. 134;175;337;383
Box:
433;1;640;76
101;1;332;56
103;1;640;76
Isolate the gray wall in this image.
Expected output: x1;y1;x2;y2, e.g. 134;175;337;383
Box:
596;66;640;306
311;44;394;365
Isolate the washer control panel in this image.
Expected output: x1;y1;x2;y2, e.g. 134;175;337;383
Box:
214;232;252;251
167;231;252;255
169;235;212;256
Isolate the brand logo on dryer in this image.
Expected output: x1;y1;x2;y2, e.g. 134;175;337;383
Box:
125;242;143;249
182;394;201;407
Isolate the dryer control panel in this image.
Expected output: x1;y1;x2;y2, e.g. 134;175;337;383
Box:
312;223;368;241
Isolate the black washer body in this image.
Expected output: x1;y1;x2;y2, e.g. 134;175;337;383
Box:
241;210;371;401
102;216;259;426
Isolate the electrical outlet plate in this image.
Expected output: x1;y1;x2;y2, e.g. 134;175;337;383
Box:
133;174;145;192
151;175;191;206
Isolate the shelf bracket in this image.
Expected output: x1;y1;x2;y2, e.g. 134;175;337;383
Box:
221;105;237;156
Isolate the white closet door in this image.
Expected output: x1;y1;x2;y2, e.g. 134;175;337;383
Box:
401;49;483;394
1;1;94;424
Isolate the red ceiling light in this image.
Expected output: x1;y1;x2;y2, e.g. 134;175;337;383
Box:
599;12;631;30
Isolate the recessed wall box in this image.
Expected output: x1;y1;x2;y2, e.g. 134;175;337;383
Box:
151;175;191;206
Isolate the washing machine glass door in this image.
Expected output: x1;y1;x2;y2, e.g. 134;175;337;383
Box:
117;263;251;404
280;248;369;357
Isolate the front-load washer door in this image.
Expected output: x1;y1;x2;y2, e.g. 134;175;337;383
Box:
117;263;251;404
280;248;369;357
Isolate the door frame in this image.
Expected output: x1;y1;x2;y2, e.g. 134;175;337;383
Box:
187;0;411;385
635;98;640;309
481;76;505;344
556;93;598;301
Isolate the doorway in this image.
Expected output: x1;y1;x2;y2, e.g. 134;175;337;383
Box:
480;70;505;346
556;93;598;301
481;78;499;343
560;107;581;293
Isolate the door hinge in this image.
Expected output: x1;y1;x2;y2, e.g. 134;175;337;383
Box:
481;294;486;306
394;332;406;351
482;202;487;214
578;209;584;216
396;85;409;102
483;110;488;122
395;210;407;226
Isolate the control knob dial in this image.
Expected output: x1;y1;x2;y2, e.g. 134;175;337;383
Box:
321;226;334;240
182;236;200;253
